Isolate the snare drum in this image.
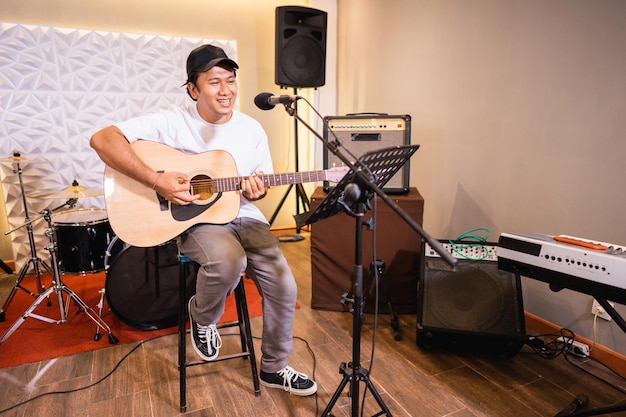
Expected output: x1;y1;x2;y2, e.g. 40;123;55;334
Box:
104;238;196;330
53;208;114;274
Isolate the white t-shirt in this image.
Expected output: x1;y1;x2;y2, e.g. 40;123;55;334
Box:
115;103;273;224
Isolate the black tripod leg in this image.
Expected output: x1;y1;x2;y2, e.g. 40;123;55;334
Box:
321;363;352;417
268;183;294;226
0;259;12;274
363;370;393;416
295;183;310;211
366;260;402;341
569;403;626;416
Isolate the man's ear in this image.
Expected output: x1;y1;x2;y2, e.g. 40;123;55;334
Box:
187;82;198;100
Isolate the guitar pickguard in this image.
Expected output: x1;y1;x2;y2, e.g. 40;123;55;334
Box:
170;192;223;221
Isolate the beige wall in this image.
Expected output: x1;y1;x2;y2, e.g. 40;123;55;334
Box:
0;0;337;262
337;0;626;354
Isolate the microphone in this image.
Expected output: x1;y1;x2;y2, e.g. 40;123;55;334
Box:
254;92;299;110
554;395;588;417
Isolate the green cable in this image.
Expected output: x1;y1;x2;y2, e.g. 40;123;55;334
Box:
447;227;492;261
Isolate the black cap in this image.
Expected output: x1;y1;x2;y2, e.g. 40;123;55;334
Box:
185;44;238;83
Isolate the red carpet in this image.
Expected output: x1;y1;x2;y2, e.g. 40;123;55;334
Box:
0;272;263;369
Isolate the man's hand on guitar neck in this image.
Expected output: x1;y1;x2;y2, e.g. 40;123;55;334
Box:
241;171;268;201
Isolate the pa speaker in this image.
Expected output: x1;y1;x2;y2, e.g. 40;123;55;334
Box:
323;114;412;194
275;6;327;88
417;240;526;357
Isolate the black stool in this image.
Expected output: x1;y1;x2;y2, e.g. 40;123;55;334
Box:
178;255;261;413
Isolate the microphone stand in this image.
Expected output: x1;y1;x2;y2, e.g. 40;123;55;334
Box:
282;99;457;417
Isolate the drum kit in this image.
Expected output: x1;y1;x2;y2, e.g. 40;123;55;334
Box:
0;155;118;343
0;153;193;344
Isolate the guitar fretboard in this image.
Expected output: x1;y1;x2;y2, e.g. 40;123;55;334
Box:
198;170;329;192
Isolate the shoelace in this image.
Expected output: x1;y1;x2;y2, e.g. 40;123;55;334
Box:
197;324;222;353
277;366;309;392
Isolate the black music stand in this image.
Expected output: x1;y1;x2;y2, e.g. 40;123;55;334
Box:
296;144;420;417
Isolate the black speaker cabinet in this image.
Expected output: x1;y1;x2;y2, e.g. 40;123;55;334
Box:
417;240;526;357
323;114;411;194
275;6;327;88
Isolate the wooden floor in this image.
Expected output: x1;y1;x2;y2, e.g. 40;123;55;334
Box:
1;230;626;416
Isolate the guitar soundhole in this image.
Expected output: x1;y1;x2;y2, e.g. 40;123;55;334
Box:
190;174;213;201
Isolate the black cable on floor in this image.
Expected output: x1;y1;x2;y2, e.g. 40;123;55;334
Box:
522;328;626;395
0;335;155;414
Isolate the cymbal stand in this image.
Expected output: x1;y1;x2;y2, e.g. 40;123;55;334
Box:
0;160;53;322
0;208;119;344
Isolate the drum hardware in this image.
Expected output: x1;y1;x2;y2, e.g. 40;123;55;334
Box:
1;156;54;322
0;206;119;344
94;236;128;340
94;288;107;341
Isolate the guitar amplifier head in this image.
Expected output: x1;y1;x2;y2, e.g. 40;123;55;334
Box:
323;114;411;194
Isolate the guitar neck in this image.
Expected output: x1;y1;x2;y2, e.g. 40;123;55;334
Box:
213;170;329;192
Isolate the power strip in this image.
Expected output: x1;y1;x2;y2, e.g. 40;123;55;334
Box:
425;241;499;261
556;336;590;357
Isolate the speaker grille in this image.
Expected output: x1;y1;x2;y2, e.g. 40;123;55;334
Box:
279;37;325;87
422;259;516;334
323;114;411;194
417;240;526;356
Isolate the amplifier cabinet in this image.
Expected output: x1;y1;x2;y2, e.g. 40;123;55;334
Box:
310;186;424;314
417;240;526;357
323;114;411;194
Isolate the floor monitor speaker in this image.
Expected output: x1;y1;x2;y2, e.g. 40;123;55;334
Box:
417;240;526;357
275;6;327;88
323;114;411;194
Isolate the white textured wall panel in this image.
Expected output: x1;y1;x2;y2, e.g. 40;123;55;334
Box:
0;22;236;270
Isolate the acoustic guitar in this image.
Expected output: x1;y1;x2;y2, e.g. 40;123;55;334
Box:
104;140;348;247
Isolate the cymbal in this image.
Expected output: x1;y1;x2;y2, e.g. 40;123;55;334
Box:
31;186;104;199
0;156;47;166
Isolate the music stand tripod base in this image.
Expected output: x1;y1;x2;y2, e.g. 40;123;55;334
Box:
296;145;420;417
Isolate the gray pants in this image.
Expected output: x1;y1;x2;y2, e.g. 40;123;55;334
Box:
177;218;296;373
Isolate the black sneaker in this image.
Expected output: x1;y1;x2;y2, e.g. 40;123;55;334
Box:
260;366;317;396
188;295;221;361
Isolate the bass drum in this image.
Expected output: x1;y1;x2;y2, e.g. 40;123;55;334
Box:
104;237;197;330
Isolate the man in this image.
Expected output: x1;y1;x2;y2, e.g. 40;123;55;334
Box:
90;44;317;396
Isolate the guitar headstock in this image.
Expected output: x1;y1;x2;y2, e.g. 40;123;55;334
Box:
325;166;350;183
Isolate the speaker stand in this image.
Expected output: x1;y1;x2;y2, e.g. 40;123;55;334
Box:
268;88;310;234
